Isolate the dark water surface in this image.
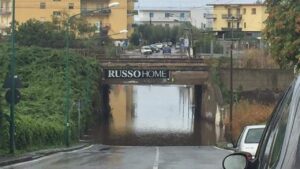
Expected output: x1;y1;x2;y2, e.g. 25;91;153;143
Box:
98;85;222;146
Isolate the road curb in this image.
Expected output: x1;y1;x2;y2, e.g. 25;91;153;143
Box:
0;143;90;167
213;146;235;153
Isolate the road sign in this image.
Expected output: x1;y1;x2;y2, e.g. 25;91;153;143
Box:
5;89;21;105
3;75;23;89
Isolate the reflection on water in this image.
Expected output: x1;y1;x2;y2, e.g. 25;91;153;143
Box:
99;85;220;146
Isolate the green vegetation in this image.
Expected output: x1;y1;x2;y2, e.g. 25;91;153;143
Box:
264;0;300;68
0;44;101;154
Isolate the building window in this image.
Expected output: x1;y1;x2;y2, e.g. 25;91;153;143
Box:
180;13;185;18
237;22;240;28
228;8;232;16
252;8;256;14
237;8;240;15
53;11;61;17
165;23;169;27
244;22;247;28
68;3;74;9
228;22;231;28
165;12;171;18
40;2;46;9
243;8;246;14
95;22;101;33
149;12;154;18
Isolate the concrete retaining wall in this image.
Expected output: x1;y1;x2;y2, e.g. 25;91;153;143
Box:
220;68;294;91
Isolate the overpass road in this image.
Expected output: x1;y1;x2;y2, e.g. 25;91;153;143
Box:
3;145;231;169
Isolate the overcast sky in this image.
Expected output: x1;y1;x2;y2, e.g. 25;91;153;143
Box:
136;0;261;9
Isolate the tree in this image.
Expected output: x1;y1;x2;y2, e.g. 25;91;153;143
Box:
264;0;300;68
52;11;96;38
130;32;140;46
16;19;73;48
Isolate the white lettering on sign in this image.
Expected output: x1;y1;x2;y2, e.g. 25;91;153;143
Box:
105;70;170;79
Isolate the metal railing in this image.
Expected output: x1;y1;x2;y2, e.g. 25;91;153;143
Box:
221;14;242;20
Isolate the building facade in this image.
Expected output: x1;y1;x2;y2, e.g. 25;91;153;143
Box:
136;8;191;27
190;7;213;30
0;0;135;40
208;3;268;38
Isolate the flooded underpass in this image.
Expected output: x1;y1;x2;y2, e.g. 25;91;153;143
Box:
97;85;224;146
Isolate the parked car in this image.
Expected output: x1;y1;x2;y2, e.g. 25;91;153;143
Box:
162;42;168;47
222;75;300;169
235;125;265;157
150;44;160;53
162;46;171;54
140;46;152;55
154;43;163;49
175;43;181;49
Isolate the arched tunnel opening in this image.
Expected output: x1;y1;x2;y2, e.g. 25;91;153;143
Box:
92;84;223;146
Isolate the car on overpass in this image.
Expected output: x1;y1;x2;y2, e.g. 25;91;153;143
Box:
150;44;160;53
162;46;171;54
154;43;164;49
140;46;153;55
222;75;300;169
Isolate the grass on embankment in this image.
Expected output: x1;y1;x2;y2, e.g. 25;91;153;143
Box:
224;100;274;142
0;44;100;155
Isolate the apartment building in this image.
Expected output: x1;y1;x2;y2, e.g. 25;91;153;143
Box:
208;3;268;38
190;7;213;30
0;0;135;40
136;8;191;27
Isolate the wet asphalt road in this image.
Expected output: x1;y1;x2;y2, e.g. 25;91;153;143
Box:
2;145;231;169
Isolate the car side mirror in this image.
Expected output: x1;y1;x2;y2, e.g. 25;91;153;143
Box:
223;153;249;169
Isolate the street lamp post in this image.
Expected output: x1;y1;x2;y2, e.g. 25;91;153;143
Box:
8;0;16;154
64;2;119;147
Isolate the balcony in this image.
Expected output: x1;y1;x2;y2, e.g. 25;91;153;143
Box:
221;14;242;20
127;10;138;16
0;24;7;29
81;8;111;17
0;10;12;16
221;27;242;32
204;14;216;20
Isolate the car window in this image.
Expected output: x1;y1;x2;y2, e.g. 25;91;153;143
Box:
257;84;294;168
245;128;264;144
268;98;291;167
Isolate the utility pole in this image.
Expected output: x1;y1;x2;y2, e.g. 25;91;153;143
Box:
229;16;234;143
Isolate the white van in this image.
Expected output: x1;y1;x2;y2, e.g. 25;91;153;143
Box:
235;125;266;156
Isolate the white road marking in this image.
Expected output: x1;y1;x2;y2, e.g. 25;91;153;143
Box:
67;144;94;153
153;147;160;169
213;146;234;153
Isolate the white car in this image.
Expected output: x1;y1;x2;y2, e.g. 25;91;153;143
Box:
154;43;163;49
235;124;265;156
140;46;152;55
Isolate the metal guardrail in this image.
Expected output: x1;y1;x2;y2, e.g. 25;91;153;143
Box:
98;58;205;64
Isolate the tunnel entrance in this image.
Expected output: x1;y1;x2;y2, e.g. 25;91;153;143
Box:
95;84;221;146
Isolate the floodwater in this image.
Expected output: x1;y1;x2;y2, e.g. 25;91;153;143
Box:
98;85;223;146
